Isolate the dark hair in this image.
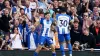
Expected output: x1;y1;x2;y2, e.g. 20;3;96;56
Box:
83;28;89;31
60;7;66;13
20;8;24;11
74;20;79;23
12;26;18;33
44;12;50;15
31;9;36;12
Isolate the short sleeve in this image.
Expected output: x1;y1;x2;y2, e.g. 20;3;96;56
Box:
56;14;59;20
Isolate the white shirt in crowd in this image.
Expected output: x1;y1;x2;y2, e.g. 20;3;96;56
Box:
10;34;23;49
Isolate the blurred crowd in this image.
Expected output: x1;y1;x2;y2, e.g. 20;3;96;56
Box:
0;0;100;51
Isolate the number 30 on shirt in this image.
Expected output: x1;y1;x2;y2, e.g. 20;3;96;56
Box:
59;20;68;27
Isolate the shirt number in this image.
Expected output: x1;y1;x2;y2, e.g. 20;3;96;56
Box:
59;20;68;27
45;28;49;36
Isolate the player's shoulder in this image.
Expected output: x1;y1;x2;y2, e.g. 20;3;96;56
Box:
64;14;71;20
57;13;65;17
64;14;71;17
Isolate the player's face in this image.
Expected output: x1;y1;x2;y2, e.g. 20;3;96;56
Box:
45;14;50;20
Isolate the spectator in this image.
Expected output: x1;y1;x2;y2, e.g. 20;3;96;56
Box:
38;0;48;13
90;17;100;48
4;0;11;10
27;25;37;50
80;28;96;51
73;0;82;16
72;41;80;51
24;0;32;20
81;0;89;14
14;17;29;47
0;0;4;10
19;8;29;21
70;18;82;45
91;6;99;20
0;8;12;32
53;0;60;14
69;5;78;19
29;0;37;9
0;34;12;50
82;12;92;30
94;0;100;7
10;27;23;50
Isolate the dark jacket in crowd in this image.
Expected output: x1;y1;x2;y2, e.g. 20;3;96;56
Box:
70;26;82;45
89;25;100;44
80;33;96;48
0;14;11;32
0;3;5;10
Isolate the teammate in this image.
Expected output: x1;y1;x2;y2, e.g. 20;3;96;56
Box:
33;12;56;56
56;7;72;56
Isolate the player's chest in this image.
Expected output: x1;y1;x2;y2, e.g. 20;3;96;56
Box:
43;20;52;27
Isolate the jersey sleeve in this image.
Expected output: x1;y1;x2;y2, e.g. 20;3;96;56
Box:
68;15;72;21
56;14;59;20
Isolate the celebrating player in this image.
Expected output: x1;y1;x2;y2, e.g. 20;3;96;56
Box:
33;12;56;56
56;7;72;56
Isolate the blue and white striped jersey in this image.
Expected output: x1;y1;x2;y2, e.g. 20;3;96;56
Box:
40;18;52;37
56;14;71;34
